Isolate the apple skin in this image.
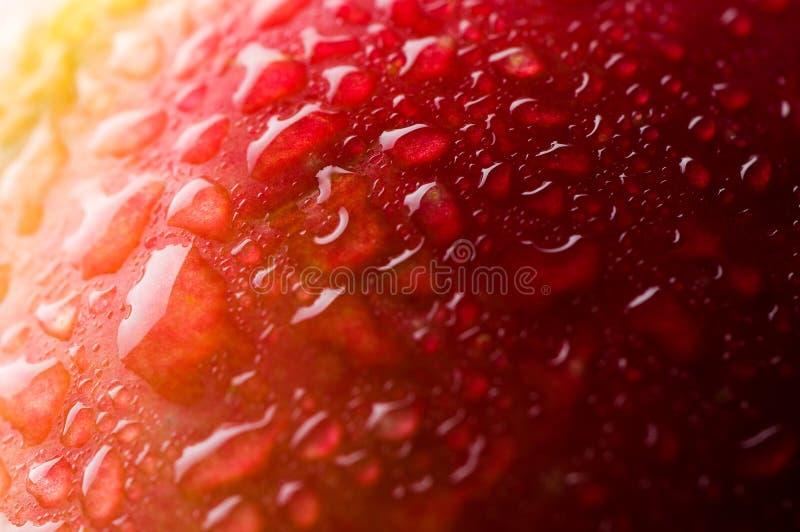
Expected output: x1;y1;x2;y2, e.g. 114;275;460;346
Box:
1;0;800;530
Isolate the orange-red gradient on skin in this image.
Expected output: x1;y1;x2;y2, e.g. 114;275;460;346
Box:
1;0;800;530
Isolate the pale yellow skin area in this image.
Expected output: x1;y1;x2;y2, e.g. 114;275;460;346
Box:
1;0;148;141
0;2;233;525
0;0;221;265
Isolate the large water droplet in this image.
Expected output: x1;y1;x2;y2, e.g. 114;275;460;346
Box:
175;406;278;493
81;445;124;527
118;245;231;403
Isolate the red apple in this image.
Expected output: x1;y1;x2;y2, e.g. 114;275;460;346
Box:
0;0;799;530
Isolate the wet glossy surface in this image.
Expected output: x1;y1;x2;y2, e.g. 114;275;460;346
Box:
0;0;800;530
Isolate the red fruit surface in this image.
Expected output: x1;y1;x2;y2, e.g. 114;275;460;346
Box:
0;0;800;531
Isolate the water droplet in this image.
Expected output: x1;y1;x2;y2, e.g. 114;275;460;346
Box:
173;25;220;79
251;0;310;27
291;412;342;460
62;402;96;448
231;239;263;266
248;106;344;192
175;406;278;493
740;154;772;192
380;125;451;167
1;323;30;353
35;292;80;341
90;108;168;157
738;425;797;478
716;84;751;111
203;495;243;530
176;82;207;111
234;43;307;113
403;182;437;215
64;176;164;278
82;445;124;527
323;66;376;107
367;396;422;441
167;178;232;240
511;99;569;127
313;207;349;245
277;482;320;529
479;163;511;199
27;457;73;508
175;115;230;164
409;183;463;246
0;358;69;444
627;286;661;310
315;166;351;204
290;288;344;325
721;7;753;37
401;36;455;80
109;29;163;78
301;27;360;62
88;286;117;315
490;47;543;79
118;245;231;403
450;435;485;483
680;157;711;189
627;290;701;362
535;142;591;177
688;115;716;141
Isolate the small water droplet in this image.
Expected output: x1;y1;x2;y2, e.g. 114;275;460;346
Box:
277;482;320;529
90;108;167;157
62;402;96;448
109;29;163;78
27;457;73;508
234;43;307;113
380;125;451;167
175;115;230;164
291;412;342;460
175;406;278;493
35;292;80;341
173;25;220;79
167;178;232;240
64;176;164;278
367;396;422;441
490;47;543;79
